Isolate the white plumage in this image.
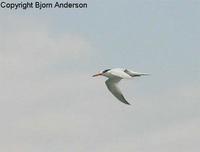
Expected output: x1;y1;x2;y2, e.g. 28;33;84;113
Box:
93;68;148;105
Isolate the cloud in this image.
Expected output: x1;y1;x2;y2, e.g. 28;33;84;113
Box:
175;85;200;101
0;14;92;76
0;7;200;152
0;14;97;152
140;118;200;152
93;118;200;152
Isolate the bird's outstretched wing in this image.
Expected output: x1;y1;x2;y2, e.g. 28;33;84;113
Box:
105;78;131;105
124;69;149;77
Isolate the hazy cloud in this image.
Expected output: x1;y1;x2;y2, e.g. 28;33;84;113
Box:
0;1;200;152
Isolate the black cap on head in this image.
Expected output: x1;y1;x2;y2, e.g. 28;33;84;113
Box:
102;69;111;73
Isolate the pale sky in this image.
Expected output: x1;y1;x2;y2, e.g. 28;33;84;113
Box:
0;0;200;152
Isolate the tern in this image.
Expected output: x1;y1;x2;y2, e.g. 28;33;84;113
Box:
93;68;148;105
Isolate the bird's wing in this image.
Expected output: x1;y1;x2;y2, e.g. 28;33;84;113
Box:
105;78;131;105
110;68;131;79
124;69;149;77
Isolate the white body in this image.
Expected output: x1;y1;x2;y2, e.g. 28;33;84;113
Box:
93;68;148;105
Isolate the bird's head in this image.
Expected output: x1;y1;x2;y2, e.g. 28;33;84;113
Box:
92;69;111;77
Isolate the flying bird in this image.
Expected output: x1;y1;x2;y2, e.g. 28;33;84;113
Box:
93;68;148;105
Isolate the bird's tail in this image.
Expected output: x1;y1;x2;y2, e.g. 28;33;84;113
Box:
124;69;150;77
133;72;150;77
139;73;149;76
